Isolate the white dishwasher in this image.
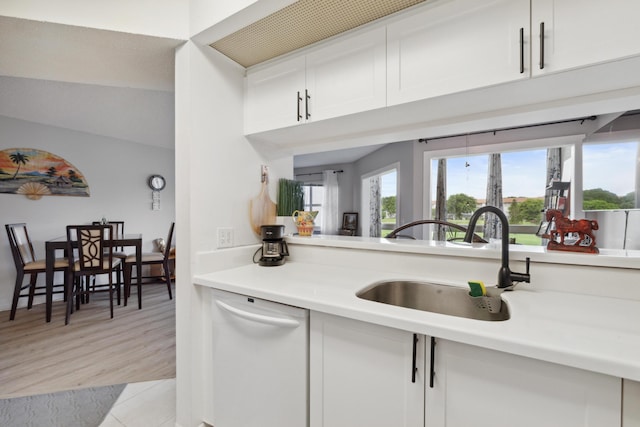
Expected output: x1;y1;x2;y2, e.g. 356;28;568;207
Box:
211;289;309;427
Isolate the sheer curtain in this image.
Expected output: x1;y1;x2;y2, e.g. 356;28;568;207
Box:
322;170;339;235
369;176;382;237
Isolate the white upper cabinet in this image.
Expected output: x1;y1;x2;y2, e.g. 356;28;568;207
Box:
306;26;386;122
426;339;622;427
531;0;640;76
244;26;386;135
387;0;530;106
245;55;306;135
244;1;640;142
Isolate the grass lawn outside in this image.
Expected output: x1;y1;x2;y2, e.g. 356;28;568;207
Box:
380;217;542;245
381;218;395;237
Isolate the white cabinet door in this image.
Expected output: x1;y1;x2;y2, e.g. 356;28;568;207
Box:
426;339;621;427
244;55;305;134
306;26;386;122
387;0;529;106
623;379;640;427
531;0;640;76
246;27;386;134
310;312;424;427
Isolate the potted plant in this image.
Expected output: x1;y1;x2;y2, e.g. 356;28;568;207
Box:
276;179;304;234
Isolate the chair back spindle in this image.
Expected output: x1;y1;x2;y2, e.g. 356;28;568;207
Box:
6;223;36;267
68;225;114;273
92;221;124;252
164;222;175;259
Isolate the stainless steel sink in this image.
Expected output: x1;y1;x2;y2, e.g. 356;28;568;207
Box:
356;280;510;321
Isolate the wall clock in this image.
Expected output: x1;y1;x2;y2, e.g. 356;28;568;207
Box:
148;174;166;191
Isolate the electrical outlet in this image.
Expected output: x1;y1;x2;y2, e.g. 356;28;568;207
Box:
217;227;234;248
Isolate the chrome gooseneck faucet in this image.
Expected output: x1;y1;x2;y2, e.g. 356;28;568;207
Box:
463;206;531;289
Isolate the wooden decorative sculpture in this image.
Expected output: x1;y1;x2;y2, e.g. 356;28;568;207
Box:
543;209;599;254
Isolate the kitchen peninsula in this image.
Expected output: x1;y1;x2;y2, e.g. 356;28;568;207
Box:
177;1;640;426
195;236;640;427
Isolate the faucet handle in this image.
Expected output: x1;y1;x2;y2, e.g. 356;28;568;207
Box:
511;257;531;284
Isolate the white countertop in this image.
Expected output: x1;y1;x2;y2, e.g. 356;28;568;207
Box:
195;259;640;382
286;234;640;269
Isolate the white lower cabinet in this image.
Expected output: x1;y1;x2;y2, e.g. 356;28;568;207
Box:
310;312;623;427
427;339;622;427
623;380;640;427
310;312;425;427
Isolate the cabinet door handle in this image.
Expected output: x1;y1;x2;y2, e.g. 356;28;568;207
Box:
539;22;545;70
296;91;302;121
519;27;524;74
429;337;436;388
305;89;311;120
411;334;418;383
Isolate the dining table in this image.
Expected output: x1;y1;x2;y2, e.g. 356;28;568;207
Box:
45;233;143;322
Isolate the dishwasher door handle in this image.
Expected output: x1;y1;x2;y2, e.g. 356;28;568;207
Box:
215;300;300;328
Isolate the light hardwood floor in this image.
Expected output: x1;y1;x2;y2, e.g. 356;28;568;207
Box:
0;283;175;398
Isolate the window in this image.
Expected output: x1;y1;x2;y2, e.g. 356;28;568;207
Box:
428;145;565;245
361;166;398;237
380;169;398;236
583;140;637;210
302;183;324;227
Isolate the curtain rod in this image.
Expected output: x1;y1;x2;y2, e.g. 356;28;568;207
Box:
418;115;597;143
295;169;343;177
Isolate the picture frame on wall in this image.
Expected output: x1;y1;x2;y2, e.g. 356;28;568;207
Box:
342;212;358;231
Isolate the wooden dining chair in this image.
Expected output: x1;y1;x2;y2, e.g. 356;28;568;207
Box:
92;221;125;251
92;220;126;303
65;224;122;325
5;223;68;320
124;222;174;309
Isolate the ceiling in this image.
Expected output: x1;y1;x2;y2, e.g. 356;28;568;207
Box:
294;144;387;168
0;1;423;152
0;16;184;149
210;0;425;68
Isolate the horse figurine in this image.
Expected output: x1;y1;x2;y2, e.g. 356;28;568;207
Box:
544;209;599;254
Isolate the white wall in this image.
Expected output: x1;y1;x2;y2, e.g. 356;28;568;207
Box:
190;0;259;36
0;115;175;312
587;210;640;250
293;142;422;237
189;0;297;41
354;141;418;230
0;0;188;39
174;39;293;426
0;76;175;149
294;163;356;232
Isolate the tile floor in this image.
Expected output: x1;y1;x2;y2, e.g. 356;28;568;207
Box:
99;378;176;427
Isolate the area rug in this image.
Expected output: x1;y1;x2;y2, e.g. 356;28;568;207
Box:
0;383;126;427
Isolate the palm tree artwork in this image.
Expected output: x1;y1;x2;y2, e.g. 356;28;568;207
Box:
0;148;90;199
9;151;29;179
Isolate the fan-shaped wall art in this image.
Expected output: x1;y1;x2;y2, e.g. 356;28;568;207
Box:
0;148;90;200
